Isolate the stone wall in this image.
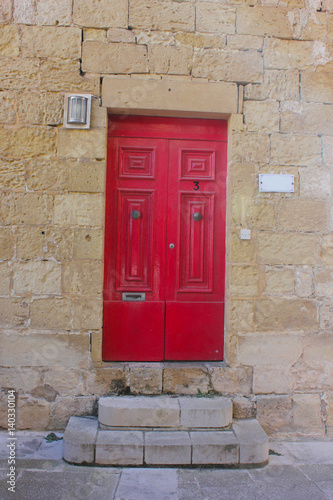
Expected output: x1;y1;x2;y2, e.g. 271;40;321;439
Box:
0;0;332;438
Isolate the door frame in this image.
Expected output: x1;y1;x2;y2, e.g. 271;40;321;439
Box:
103;115;228;362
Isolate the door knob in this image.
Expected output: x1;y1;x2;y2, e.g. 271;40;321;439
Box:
131;210;141;219
193;212;202;221
169;243;175;249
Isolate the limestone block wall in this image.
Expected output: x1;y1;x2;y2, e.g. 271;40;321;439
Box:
0;0;332;437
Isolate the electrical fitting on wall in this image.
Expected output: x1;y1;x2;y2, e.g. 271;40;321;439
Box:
63;94;102;129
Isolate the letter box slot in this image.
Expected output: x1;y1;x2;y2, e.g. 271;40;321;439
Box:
122;292;146;301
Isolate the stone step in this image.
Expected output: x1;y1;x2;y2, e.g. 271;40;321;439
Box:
63;417;269;467
98;396;233;429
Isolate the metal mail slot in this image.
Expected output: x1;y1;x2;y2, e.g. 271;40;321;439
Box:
122;292;146;302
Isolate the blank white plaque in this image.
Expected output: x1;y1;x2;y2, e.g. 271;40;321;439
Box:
259;174;294;193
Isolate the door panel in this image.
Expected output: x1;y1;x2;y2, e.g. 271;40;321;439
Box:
103;137;168;361
165;302;224;360
103;117;227;362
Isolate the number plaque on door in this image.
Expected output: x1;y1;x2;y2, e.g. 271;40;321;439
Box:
103;116;227;361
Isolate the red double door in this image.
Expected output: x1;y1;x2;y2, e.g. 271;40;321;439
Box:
103;116;227;361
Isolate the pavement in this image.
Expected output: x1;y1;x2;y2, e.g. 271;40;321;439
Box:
0;431;333;500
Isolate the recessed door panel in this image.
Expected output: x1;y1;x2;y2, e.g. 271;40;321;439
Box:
103;117;227;362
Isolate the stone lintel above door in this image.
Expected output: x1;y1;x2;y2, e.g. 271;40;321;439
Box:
102;77;238;119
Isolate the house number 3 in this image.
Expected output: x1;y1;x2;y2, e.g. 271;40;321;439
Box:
193;181;199;190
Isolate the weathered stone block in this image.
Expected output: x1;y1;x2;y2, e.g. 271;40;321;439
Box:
300;167;331;199
54;193;104;226
82;41;148;74
245;70;299;101
315;268;333;297
321;236;333;266
0;25;19;57
196;4;236;34
73;297;102;330
30;298;72;330
0;159;25;190
107;28;135;43
62;261;103;294
36;0;72;26
68;161;105;193
0;0;12;23
0;263;11;294
244;101;280;132
191;431;239;465
271;133;322;167
84;28;107;41
0;367;41;392
16;227;73;261
73;0;128;28
63;416;98;464
44;368;83;396
256;395;293;435
0;92;16;124
253;366;292;395
99;396;180;427
17;92;63;126
148;45;192;75
0;58;39;91
17;398;50;431
13;0;36;24
237;6;292;38
176;32;226;49
231;265;259;296
264;267;294;295
13;261;61;294
227;34;263;51
39;59;99;93
323;136;333;166
255;298;317;331
281;101;333;136
293;393;325;437
238;333;302;366
0;228;15;259
145;431;191;465
258;232;319;266
0;126;55;158
264;39;316;70
85;367;127;396
295;266;314;298
319;302;333;330
129;0;195;32
57;129;105;159
231;233;255;263
0;298;29;327
230;300;255;332
163;366;209;395
73;228;103;259
246;201;276;229
193;49;263;83
129;365;163;395
26;158;68;192
20;26;81;59
278;200;327;232
50;395;96;429
231;132;270;163
290;363;333;392
233;396;256;419
0;192;53;225
302;70;333;104
96;430;143;465
303;334;333;363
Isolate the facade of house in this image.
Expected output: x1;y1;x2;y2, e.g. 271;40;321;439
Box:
0;0;332;438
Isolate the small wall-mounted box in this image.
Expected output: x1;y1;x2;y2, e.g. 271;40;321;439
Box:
259;174;294;193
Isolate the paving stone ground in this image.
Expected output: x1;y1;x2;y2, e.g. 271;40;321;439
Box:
0;431;333;500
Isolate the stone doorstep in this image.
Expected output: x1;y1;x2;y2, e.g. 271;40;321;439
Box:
63;417;269;468
98;395;233;429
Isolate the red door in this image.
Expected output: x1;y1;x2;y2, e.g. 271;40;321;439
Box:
103;116;227;361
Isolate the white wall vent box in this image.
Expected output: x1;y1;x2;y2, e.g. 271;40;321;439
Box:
259;174;294;193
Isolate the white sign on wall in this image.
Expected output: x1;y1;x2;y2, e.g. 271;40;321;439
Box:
259;174;294;193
